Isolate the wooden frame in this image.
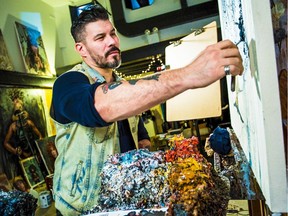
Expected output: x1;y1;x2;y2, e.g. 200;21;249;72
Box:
19;156;45;188
0;69;55;88
35;136;57;175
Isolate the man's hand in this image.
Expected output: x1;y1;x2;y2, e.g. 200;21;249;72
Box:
184;39;244;89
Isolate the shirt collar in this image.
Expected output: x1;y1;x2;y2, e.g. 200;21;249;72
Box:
82;62;122;83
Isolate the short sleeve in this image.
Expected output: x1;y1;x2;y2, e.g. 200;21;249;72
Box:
50;71;111;127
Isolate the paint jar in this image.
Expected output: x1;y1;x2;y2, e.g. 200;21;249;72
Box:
39;191;52;208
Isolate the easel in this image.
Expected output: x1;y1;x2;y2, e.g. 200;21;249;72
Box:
165;21;221;144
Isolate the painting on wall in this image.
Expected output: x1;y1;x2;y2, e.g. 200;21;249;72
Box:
0;29;14;71
0;87;54;182
35;136;57;175
14;21;54;77
19;156;45;188
218;0;287;212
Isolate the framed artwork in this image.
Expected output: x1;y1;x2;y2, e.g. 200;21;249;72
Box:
35;136;57;175
19;156;44;188
0;71;55;182
14;21;54;77
0;29;14;71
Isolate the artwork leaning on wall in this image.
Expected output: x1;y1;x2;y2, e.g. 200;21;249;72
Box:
0;71;55;190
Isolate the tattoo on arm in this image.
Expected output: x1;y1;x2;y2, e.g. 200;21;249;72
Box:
129;74;161;85
102;81;122;94
101;74;161;94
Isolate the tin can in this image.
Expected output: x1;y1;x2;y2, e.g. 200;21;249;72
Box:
39;191;51;208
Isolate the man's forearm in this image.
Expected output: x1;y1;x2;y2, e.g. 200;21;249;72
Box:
95;40;243;123
94;68;189;122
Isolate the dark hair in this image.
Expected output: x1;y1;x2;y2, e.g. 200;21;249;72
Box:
71;5;110;42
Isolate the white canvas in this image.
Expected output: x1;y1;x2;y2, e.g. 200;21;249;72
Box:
218;0;287;212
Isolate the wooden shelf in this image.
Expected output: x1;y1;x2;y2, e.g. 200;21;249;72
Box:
0;70;55;88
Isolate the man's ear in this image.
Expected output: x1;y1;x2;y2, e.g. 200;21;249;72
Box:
75;42;86;57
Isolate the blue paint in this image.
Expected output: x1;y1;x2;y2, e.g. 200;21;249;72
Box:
66;133;70;139
241;162;256;199
245;124;252;167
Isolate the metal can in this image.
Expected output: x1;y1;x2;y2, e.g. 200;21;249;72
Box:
39;191;51;208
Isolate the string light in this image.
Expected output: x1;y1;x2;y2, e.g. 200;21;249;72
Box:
114;54;165;80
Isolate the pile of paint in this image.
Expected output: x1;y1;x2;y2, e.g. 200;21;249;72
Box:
85;135;230;216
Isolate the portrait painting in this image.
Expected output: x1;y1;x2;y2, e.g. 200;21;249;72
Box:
0;29;14;71
14;21;54;76
35;136;57;175
19;156;44;188
0;87;54;182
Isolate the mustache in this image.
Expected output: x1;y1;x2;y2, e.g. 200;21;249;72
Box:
105;47;121;58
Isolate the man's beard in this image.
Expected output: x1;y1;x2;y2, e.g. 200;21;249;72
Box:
104;56;121;69
90;47;121;69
